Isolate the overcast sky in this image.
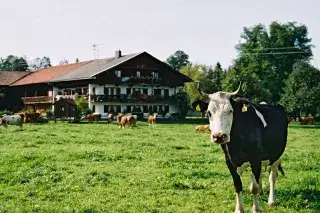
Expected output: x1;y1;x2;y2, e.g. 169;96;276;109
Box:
1;0;319;68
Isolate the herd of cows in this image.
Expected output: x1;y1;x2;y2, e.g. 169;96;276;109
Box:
0;83;318;213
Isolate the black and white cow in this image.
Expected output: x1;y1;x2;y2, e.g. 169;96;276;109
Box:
192;83;288;213
0;114;23;131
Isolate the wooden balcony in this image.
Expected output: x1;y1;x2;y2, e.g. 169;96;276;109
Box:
22;95;88;105
90;94;173;103
22;96;53;104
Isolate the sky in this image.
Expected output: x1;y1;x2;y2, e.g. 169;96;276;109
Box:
1;0;319;69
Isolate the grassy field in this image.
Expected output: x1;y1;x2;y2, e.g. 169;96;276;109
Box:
0;120;319;213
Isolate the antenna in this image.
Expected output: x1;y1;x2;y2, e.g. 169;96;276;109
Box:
93;44;104;60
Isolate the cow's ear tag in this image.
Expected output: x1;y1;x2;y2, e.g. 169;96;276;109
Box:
196;104;201;112
242;104;247;112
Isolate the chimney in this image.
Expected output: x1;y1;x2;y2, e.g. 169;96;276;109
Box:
115;50;121;59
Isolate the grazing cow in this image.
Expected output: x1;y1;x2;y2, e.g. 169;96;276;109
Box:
107;113;114;124
126;115;137;127
117;114;136;128
192;83;288;213
0;114;23;131
84;114;101;123
147;114;157;127
195;124;210;132
298;116;316;125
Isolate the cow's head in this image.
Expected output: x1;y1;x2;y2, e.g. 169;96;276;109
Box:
192;83;241;144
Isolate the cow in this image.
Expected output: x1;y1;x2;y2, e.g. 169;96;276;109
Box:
298;116;316;125
192;82;288;213
84;113;101;123
117;114;136;128
0;114;23;131
195;124;210;132
147;114;157;127
107;113;114;124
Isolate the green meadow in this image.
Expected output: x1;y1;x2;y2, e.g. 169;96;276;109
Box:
0;121;319;213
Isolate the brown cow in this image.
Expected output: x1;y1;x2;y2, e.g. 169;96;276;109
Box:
117;114;135;128
298;116;316;125
84;114;101;123
147;114;157;127
195;125;210;132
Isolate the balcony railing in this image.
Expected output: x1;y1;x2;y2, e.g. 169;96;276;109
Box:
22;96;53;104
22;95;89;105
90;94;173;103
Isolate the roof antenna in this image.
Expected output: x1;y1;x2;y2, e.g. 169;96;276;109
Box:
93;44;104;60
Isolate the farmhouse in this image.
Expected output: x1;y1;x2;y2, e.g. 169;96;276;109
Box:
6;51;192;118
0;71;30;111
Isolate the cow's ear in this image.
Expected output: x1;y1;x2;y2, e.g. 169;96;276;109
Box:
191;99;208;112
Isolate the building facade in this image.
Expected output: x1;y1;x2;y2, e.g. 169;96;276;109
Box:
7;51;192;118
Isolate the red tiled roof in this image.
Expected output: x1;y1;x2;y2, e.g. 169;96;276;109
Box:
0;71;30;86
11;61;92;86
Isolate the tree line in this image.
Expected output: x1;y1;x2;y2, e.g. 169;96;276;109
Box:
166;21;320;117
0;56;74;71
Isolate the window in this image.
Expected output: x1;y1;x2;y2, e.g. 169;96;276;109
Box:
143;106;148;113
126;88;131;95
137;71;140;77
143;88;148;95
127;106;131;113
104;87;109;95
116;88;121;95
152;72;159;79
115;70;121;78
165;106;169;113
104;105;109;113
110;88;114;95
116;105;121;113
92;105;95;113
153;105;157;112
154;89;161;95
92;87;96;94
164;89;169;97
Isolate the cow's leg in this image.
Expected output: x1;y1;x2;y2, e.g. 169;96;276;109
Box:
268;160;279;206
226;157;244;213
250;161;262;213
259;168;263;195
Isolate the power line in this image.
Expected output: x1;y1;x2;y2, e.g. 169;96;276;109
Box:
240;51;310;56
249;46;307;51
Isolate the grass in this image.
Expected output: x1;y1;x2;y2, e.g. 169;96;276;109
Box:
0;121;319;213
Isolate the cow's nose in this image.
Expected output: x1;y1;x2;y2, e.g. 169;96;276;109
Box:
212;132;222;138
212;133;228;143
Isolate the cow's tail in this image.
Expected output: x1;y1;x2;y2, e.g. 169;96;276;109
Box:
278;162;285;176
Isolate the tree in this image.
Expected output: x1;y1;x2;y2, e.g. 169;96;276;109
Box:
280;61;320;116
166;50;191;70
201;62;225;94
29;57;51;70
180;64;206;103
0;55;29;71
59;59;69;65
232;21;313;103
75;58;79;63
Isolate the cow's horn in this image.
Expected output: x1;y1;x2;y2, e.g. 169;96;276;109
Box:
226;82;241;97
195;81;208;98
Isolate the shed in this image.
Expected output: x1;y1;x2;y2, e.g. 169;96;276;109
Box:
53;98;78;122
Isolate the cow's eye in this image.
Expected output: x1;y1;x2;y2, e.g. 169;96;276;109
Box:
229;110;233;114
207;111;212;117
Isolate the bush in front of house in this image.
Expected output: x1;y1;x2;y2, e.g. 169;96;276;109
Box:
0;110;13;116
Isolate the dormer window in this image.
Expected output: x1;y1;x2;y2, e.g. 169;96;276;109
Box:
115;70;121;78
137;71;140;77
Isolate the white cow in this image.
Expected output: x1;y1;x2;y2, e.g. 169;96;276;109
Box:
0;115;23;131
